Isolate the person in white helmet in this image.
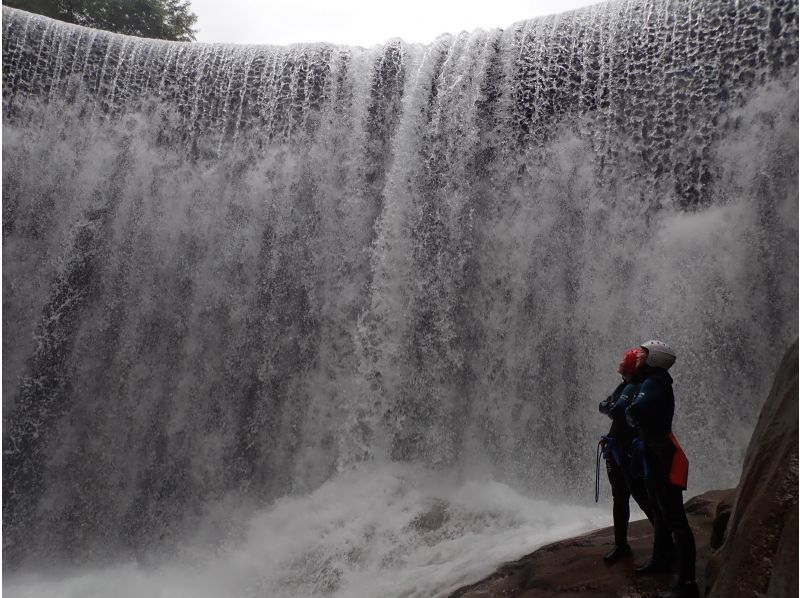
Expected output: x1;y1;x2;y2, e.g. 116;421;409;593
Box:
625;340;697;598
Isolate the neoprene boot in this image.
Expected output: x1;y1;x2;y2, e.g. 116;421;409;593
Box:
602;543;632;563
634;557;672;575
656;581;700;598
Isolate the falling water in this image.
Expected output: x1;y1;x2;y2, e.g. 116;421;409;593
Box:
2;0;798;595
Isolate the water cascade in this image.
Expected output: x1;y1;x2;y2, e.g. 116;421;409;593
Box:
2;0;798;594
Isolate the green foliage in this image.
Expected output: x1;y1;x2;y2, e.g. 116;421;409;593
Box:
3;0;198;41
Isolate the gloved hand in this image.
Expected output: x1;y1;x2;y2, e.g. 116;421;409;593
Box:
625;405;638;428
599;395;615;415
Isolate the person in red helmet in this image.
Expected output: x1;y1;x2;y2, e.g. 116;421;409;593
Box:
598;347;654;563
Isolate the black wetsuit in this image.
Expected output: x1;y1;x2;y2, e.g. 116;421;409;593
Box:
599;379;652;547
625;367;696;584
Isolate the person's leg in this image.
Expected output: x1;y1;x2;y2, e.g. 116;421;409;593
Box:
604;459;634;562
654;484;698;597
628;473;653;523
648;440;678;556
607;459;631;546
663;485;696;583
636;470;676;574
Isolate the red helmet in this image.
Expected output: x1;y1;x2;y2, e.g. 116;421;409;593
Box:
620;347;644;377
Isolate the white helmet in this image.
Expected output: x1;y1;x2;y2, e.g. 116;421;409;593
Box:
640;340;676;370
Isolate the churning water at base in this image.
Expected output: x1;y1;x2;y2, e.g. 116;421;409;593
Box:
2;0;798;588
3;463;611;598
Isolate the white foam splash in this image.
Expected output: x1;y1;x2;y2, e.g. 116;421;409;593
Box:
3;462;610;598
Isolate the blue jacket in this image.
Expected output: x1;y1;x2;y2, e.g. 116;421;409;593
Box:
625;367;674;441
599;380;640;448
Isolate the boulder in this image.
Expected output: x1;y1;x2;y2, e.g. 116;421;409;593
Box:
705;339;798;598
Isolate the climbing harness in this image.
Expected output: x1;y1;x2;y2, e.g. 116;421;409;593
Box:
600;434;621;465
595;435;621;502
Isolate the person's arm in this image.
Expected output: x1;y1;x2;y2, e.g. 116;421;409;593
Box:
625;378;662;427
599;383;626;416
609;383;637;418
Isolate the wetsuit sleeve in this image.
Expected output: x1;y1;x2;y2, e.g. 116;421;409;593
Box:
625;378;662;428
599;383;626;416
608;383;637;419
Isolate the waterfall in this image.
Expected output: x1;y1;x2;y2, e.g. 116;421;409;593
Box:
2;0;797;573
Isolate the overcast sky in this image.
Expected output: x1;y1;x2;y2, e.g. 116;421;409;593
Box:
189;0;607;47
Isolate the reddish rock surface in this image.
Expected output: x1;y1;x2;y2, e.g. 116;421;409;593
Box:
448;489;732;598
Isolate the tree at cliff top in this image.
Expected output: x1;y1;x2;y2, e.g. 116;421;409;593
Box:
2;0;197;41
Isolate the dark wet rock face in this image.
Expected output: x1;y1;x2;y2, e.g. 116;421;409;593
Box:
708;496;733;551
705;340;799;598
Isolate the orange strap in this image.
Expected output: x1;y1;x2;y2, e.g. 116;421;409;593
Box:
667;432;689;489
